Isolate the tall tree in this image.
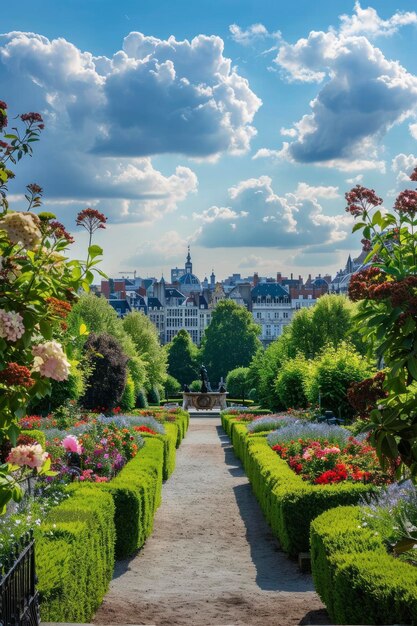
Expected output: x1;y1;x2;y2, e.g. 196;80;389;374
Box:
166;329;199;387
123;311;167;388
200;300;261;383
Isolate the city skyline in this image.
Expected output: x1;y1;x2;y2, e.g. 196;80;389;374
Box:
2;1;417;278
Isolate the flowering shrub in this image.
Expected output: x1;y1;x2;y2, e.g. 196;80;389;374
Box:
271;436;392;485
0;100;106;512
345;171;417;474
247;414;296;433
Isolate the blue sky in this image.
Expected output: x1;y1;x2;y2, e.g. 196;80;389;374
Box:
3;1;417;281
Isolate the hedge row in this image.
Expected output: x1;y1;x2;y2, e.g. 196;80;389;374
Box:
311;506;417;624
21;428;46;448
36;410;190;621
36;486;115;623
225;422;376;556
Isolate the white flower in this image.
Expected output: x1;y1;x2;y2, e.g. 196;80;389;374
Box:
0;211;42;250
32;340;71;381
0;309;25;342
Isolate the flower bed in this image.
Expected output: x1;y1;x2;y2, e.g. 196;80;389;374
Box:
223;416;382;556
311;505;417;624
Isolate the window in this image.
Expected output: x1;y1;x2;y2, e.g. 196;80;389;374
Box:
283;312;289;319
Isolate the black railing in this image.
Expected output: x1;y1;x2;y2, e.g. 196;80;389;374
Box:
0;530;40;626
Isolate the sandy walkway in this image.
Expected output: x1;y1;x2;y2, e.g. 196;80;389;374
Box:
94;418;330;626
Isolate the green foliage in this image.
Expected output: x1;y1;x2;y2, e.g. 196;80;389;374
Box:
148;385;160;405
164;374;181;397
36;486;115;622
275;356;311;409
29;366;84;413
200;300;262;383
136;388;148;408
189;379;201;392
123;311;167;389
306;342;374;418
249;335;291;410
20;428;46;449
226;425;375;556
120;374;135;411
166;329;199;386
311;506;417;624
102;437;164;558
127;355;148;396
226;367;250;402
81;333;127;410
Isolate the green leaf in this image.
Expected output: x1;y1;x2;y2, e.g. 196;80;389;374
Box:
407;356;417;380
79;323;88;336
39;319;53;340
7;422;20;446
88;244;103;260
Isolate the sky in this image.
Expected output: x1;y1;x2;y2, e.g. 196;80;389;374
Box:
2;0;417;281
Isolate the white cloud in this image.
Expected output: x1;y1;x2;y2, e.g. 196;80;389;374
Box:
193;176;350;249
293;182;339;200
410;123;417;140
345;174;363;184
339;2;417;38
391;153;417;182
271;5;417;169
229;23;281;47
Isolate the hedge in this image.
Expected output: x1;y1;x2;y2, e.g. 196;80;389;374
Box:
225;424;376;556
311;506;417;625
36;486;115;623
141;428;176;482
103;436;164;558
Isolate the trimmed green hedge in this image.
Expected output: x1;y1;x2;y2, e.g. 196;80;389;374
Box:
104;436;164;558
141;428;176;482
225;424;376;556
311;506;417;624
36;486;115;623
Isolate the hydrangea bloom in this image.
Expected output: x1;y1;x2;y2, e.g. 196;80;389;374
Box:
0;309;25;342
61;435;82;455
7;443;48;470
32;340;71;381
0;211;42;250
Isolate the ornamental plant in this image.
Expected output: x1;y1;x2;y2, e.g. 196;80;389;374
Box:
345;169;417;474
270;436;393;486
0;100;106;513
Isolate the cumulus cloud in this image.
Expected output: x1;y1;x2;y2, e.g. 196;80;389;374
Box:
391;153;417;183
293;182;339;200
255;5;417;170
193;176;351;249
339;2;417;38
345;174;363;184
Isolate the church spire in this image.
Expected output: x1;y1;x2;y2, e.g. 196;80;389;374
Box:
185;245;192;274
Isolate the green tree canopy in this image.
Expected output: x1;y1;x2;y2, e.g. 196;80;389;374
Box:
166;329;199;387
200;300;262;383
123;311;167;389
226;367;250;401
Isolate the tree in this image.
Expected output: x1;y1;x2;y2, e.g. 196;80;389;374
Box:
248;331;292;410
275;356;311;409
82;333;127;410
226;367;250;402
123;312;167;389
166;329;198;387
200;300;262;383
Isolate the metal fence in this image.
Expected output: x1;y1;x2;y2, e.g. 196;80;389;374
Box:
0;530;40;626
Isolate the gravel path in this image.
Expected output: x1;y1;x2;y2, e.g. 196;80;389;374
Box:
94;418;330;626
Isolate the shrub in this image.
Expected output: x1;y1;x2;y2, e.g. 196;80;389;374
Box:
267;422;351;448
136;388;148;408
81;333;128;410
36;486;115;622
120;374;135;411
311;506;417;624
29;367;84;414
306;342;373;419
247;415;295;433
189;379;201;392
164;374;181;397
226;367;250;401
275;356;310;409
147;385;160;405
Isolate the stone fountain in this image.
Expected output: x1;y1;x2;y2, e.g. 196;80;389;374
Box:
182;365;228;411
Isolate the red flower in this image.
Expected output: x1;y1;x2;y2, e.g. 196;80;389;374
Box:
345;185;383;217
395;189;417;216
76;208;107;231
134;425;157;435
0;363;35;388
0;100;7;130
20;112;43;124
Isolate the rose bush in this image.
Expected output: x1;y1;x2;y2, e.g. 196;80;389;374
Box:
0;100;105;512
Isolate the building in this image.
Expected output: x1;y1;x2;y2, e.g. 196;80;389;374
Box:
251;283;292;345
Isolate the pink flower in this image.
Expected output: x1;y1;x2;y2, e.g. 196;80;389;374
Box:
7;443;48;471
61;435;82;454
0;309;25;342
32;341;71;381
